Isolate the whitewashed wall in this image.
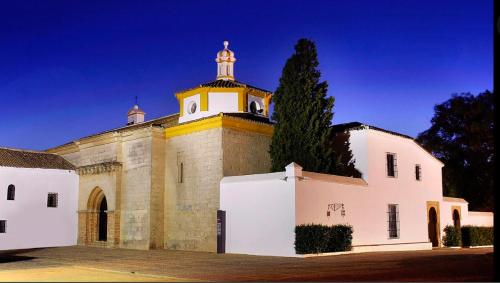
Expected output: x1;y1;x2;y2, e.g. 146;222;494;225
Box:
179;94;202;123
295;172;431;251
465;212;494;227
179;92;239;123
0;167;78;251
220;172;296;257
208;92;238;114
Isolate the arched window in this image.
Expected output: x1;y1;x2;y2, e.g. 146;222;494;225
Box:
7;184;15;200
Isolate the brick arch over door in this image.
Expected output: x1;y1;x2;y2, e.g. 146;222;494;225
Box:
78;187;120;247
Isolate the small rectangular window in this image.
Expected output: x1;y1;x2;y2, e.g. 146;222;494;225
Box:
177;151;184;183
178;162;184;183
388;204;399;239
47;193;58;208
415;164;421;181
0;220;6;233
7;185;15;200
386;153;397;177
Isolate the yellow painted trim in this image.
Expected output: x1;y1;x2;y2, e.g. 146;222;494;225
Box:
208;87;244;93
426;201;441;247
238;90;247;112
175;87;209;100
200;92;208;111
179;98;184;117
264;94;272;117
216;76;235;80
165;114;274;138
166;116;223;138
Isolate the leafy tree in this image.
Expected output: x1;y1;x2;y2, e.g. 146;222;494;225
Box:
270;38;334;173
330;130;362;178
416;91;494;211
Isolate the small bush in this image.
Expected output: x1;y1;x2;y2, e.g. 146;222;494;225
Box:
461;226;493;247
442;225;461;247
327;224;353;252
295;224;353;254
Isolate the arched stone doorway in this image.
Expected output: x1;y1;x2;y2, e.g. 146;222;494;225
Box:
453;209;461;230
428;207;439;247
85;187;108;244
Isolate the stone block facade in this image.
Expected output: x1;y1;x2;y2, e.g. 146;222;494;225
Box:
164;128;224;252
48;115;272;252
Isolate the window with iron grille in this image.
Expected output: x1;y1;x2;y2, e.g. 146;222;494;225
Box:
386;153;397;177
415;164;421;181
7;184;15;200
47;193;58;208
388;204;399;239
0;220;6;233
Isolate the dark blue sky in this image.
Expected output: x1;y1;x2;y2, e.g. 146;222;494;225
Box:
0;0;492;150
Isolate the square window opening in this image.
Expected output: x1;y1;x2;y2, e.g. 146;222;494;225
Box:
47;193;58;208
0;220;6;233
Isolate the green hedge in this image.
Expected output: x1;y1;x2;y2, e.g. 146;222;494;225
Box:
295;224;353;254
442;225;461;247
460;226;493;247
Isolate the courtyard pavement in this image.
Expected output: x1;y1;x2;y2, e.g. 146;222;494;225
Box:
0;246;494;281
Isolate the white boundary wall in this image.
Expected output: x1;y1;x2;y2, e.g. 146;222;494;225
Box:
220;172;296;257
0;167;78;251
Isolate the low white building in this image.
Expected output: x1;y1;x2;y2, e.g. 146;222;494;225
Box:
220;123;493;257
0;147;79;252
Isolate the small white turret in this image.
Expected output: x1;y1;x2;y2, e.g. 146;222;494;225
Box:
215;40;236;80
127;104;145;125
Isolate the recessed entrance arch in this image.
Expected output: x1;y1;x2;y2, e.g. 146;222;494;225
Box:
86;187;108;244
453;209;461;229
428;207;439;247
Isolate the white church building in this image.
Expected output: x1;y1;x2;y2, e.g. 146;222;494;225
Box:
220;123;494;257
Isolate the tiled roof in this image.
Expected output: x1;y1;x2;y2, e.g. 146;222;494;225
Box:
331;122;414;140
48;113;180;151
223;112;275;124
178;80;272;94
0;147;75;170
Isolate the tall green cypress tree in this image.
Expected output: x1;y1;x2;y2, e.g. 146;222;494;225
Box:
270;39;335;173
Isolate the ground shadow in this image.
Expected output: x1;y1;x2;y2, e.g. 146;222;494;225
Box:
0;255;36;264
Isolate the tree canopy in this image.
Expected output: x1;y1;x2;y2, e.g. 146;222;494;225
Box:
270;38;359;177
416;91;494;211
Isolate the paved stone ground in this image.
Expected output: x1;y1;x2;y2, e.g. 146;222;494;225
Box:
0;246;494;281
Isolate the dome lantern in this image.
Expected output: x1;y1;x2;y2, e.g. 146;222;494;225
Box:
215;40;236;81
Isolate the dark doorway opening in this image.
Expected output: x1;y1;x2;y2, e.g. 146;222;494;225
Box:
453;209;461;230
98;197;107;241
428;207;438;247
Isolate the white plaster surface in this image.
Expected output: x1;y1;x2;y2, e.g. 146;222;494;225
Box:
220;172;296;257
180;92;241;123
220;128;493;257
208;92;238;114
179;94;201;123
0;167;78;251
